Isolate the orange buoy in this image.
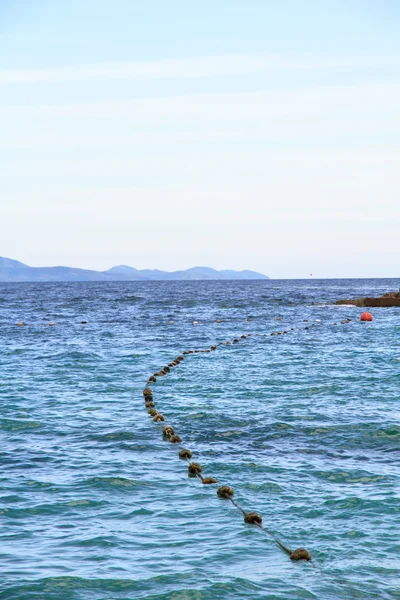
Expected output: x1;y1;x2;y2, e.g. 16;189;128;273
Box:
360;312;373;322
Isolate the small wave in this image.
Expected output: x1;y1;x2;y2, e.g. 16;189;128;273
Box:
115;295;144;303
83;477;154;489
0;499;102;518
88;430;137;442
243;481;282;494
314;470;386;484
0;419;42;431
323;495;398;515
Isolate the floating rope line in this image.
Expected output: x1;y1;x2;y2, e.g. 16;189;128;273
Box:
142;317;354;564
227;493;311;562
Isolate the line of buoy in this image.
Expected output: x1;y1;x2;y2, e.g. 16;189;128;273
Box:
141;316;357;564
12;314;366;329
15;320;90;326
11;309;372;330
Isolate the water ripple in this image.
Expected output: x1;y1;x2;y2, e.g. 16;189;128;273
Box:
0;279;399;599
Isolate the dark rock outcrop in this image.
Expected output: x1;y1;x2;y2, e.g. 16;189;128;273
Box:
336;290;400;307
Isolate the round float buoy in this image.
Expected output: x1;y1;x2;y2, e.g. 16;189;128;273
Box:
217;485;234;498
360;312;373;322
202;477;218;484
179;449;192;459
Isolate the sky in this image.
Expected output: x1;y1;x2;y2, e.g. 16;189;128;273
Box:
1;0;399;278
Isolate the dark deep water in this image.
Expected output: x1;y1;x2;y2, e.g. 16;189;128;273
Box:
0;279;399;600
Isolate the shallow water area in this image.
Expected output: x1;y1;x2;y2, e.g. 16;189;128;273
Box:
1;279;399;599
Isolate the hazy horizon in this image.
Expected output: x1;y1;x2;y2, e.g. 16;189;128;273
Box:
1;1;399;278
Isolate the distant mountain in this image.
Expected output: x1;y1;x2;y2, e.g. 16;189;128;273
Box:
0;258;269;282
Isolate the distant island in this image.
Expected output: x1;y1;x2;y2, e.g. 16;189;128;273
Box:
0;257;269;282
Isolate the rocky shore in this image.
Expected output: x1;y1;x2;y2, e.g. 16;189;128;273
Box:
336;290;400;307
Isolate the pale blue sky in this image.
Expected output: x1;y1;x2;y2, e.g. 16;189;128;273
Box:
1;0;399;277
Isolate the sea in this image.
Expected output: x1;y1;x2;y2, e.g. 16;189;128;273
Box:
0;279;399;600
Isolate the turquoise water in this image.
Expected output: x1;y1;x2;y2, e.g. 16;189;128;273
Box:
1;279;399;600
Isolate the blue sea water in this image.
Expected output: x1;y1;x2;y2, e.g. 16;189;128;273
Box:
0;279;399;600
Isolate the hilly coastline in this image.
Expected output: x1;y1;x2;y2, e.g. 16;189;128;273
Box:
0;257;269;282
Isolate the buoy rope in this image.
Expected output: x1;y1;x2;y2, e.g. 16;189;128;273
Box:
143;316;354;565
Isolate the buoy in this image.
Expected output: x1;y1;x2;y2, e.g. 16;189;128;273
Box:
202;477;218;484
163;425;174;437
49;322;55;326
244;512;262;524
179;449;192;459
188;462;202;476
217;486;234;498
193;321;199;325
360;312;373;322
290;548;312;561
17;322;24;326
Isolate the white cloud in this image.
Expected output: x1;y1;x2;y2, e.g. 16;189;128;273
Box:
1;53;400;84
7;82;400;124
